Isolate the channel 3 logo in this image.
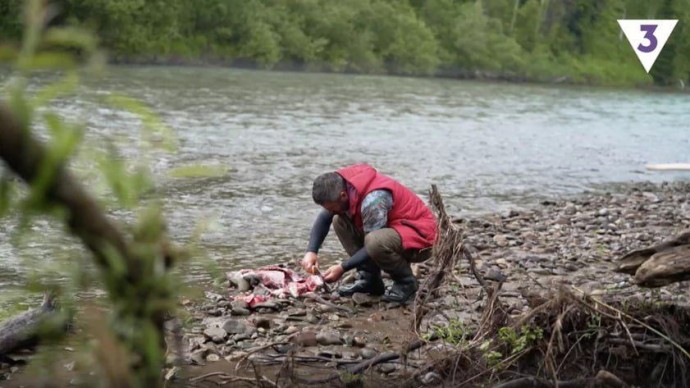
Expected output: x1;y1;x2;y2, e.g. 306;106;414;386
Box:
618;20;678;73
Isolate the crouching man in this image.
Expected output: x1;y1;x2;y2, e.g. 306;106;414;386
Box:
300;163;437;304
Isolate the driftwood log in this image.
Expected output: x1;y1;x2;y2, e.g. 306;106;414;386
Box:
0;293;59;357
615;230;690;287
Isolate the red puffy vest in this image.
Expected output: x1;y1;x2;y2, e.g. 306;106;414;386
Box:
336;163;437;250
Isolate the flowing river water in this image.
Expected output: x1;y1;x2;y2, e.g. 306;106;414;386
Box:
0;66;689;314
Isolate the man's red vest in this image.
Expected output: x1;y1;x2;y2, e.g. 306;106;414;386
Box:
336;163;437;250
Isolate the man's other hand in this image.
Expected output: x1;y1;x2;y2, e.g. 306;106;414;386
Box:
301;252;319;274
322;264;344;283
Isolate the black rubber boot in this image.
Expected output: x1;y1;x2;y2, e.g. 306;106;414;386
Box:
338;261;385;297
381;264;418;304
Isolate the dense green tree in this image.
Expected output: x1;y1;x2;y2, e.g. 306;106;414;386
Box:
649;0;686;85
0;0;688;87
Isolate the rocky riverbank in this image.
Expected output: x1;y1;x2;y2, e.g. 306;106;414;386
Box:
3;180;690;386
171;180;690;386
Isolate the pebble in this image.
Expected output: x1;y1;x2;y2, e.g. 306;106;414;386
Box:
420;371;442;385
190;181;690;380
316;330;343;345
353;336;367;347
253;302;280;311
290;331;318;347
203;327;227;342
318;348;342;359
360;348;377;359
493;234;509;247
231;307;250;316
190;349;207;365
222;319;248;335
165;366;180;381
377;363;397;374
342;350;358;360
252;317;271;329
306;314;320;324
352;293;376;307
288;308;307;317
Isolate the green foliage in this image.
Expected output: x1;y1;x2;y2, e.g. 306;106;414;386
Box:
168;164;229;178
0;0;209;386
430;318;469;345
479;325;544;370
2;0;687;86
498;325;544;355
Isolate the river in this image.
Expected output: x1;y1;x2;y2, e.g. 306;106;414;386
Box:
0;66;689;314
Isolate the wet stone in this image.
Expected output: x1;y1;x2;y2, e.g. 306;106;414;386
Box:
205;292;225;302
231;300;249;309
316;330;343;345
288;308;307;317
420;372;442;385
316;304;337;313
233;333;252;342
236;341;255;350
353;336;367;347
290;331;318;347
186;335;206;351
555;216;570;225
352;293;376;307
252;317;271;329
222;319;248;335
342;351;358;360
493;235;509;247
231;307;250;316
377;363;397;374
306;314;320;324
318;348;342;359
253;302;280;311
190;349;207;365
203;327;227;342
360;348;377;359
565;263;579;272
275;343;296;354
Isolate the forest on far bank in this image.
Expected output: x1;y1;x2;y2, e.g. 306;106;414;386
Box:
1;0;689;87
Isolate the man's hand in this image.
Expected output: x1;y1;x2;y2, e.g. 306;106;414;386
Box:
301;252;319;274
322;264;344;283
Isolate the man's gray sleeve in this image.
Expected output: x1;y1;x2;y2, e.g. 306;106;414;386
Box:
306;209;333;253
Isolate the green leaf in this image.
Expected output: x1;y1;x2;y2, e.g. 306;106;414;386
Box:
43;26;98;53
17;51;78;70
104;94;178;153
167;165;229;178
34;72;80;107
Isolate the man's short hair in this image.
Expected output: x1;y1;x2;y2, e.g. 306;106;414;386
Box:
312;172;345;204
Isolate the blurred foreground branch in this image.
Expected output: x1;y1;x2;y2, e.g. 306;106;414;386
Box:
0;100;178;386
